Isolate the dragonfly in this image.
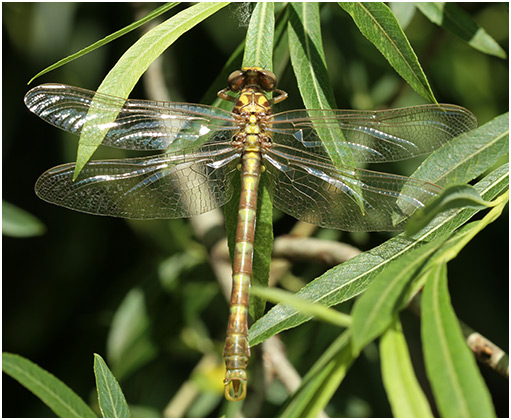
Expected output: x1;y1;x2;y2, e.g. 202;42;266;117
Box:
25;67;477;401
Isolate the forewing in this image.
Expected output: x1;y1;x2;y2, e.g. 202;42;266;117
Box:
270;104;477;163
263;141;441;231
25;84;239;151
35;143;240;219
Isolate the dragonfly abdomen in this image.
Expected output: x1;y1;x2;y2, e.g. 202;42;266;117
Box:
223;148;262;401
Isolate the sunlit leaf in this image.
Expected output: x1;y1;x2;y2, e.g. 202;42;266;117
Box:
74;2;229;178
339;2;437;103
251;285;351;328
405;184;492;236
243;2;274;71
351;239;443;353
288;3;352;165
413;112;509;187
380;317;433;418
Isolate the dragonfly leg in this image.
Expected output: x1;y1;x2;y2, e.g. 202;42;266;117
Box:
218;87;238;103
269;88;288;105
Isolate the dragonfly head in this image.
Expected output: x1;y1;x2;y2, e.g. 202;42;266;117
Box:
224;370;248;401
227;67;277;93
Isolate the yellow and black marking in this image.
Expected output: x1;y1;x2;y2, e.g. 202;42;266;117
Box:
218;68;287;401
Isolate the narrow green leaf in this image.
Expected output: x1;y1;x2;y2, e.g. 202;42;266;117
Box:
94;354;131;418
426;190;508;266
421;264;496;417
28;3;180;84
2;200;46;237
224;4;276;321
380;317;433;418
250;178;274;320
339;2;437;103
243;2;274;71
288;3;337;110
249;163;508;346
251;285;352;328
106;288;157;380
416;2;506;59
280;331;354;417
2;352;97;418
288;3;355;165
351;238;443;353
288;2;365;211
244;2;275;320
405;184;492;236
74;2;229;178
413;112;509;187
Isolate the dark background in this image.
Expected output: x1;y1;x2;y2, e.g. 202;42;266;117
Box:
3;3;508;417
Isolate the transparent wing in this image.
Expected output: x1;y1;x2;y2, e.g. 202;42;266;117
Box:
25;84;239;151
35;143;241;219
270;104;477;163
262;139;441;231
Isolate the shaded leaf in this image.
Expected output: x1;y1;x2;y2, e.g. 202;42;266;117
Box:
28;3;180;84
280;331;354;417
339;2;437;103
380;317;433;418
421;264;496;417
2;353;97;418
106;288;157;380
2;201;46;237
416;2;506;59
94;354;131;418
74;2;229;178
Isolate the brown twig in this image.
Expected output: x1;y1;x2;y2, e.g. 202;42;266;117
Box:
408;294;509;378
273;235;362;265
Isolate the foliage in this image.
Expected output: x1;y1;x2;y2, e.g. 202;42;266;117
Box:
3;2;508;418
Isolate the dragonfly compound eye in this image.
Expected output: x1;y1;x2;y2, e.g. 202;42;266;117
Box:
258;69;277;92
227;70;245;92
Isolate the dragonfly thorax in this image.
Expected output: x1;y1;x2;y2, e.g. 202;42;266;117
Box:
233;88;272;116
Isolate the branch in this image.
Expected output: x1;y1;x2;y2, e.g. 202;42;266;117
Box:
408;294;509;378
